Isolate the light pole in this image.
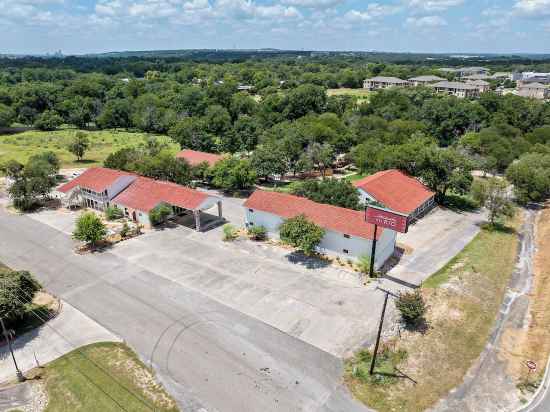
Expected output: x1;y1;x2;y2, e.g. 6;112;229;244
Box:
0;317;25;382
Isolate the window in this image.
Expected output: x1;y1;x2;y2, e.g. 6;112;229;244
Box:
343;234;351;239
248;209;254;213
248;222;254;226
343;249;349;254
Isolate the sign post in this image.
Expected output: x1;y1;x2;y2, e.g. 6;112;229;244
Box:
365;205;409;278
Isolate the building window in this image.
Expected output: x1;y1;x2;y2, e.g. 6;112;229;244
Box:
343;234;351;239
248;209;254;213
248;222;254;226
343;249;349;254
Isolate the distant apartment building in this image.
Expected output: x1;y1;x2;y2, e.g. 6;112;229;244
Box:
363;76;409;91
407;75;446;87
517;83;550;100
466;79;491;93
431;81;480;98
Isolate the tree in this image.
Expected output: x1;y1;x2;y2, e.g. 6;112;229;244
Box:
302;142;334;178
396;290;426;327
7;155;58;211
169;117;215;152
136;151;192;185
209;157;257;191
104;147;140;171
0;270;41;326
149;203;173;226
105;206;124;221
34;109;63;131
471;177;515;225
250;143;289;180
96;99;132;129
291;179;361;210
419;147;473;202
283;84;327;120
506;152;550;204
280;214;325;255
68;132;90;161
73;212;107;246
0;103;15;127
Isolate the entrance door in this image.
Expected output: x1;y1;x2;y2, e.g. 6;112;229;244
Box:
132;211;137;222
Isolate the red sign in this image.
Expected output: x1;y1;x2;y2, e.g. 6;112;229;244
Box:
366;206;409;233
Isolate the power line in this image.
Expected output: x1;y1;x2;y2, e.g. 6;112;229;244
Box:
2;280;155;412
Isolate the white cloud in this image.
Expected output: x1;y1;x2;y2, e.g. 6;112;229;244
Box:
281;0;345;8
405;15;447;28
513;0;550;17
406;0;463;12
344;3;401;22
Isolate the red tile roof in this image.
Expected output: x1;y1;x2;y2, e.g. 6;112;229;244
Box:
176;150;224;167
112;176;211;212
353;169;435;215
57;167;134;194
244;190;381;240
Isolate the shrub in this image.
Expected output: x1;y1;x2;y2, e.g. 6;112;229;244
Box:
279;214;324;255
395;290;426;326
149;204;172;226
73;212;107;246
105;206;123;221
0;270;41;326
248;225;267;241
223;224;238;241
120;222;130;238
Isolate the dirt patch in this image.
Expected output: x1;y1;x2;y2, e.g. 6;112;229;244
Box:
501;205;550;384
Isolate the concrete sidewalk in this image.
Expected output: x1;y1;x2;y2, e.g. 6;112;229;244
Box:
0;301;120;383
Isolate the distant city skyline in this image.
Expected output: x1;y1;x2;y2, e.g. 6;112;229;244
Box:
1;0;550;55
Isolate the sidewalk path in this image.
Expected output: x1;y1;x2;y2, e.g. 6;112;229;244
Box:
0;300;121;383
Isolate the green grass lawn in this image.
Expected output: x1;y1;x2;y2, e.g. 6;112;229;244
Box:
37;342;179;412
0;128;179;169
344;172;369;182
346;215;521;412
327;88;372;104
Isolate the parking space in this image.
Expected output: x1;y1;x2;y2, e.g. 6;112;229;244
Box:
386;206;486;286
109;225;388;357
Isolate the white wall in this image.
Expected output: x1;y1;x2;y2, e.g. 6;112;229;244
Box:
244;207;396;269
357;188;377;205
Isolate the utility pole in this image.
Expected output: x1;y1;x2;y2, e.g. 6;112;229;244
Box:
370;290;390;375
369;224;378;278
0;317;25;382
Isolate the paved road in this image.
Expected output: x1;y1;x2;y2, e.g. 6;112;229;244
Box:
0;209;370;412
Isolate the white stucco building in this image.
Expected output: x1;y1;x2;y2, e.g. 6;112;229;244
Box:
243;190;396;268
58;167;222;230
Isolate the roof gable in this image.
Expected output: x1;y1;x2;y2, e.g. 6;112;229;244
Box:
244;190;381;240
112;176;212;212
57;167;134;194
353;170;435;215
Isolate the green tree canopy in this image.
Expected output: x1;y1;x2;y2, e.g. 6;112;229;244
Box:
73;212;107;246
279;214;325;255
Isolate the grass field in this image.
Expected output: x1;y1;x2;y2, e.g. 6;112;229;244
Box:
35;342;179;412
346;214;521;412
0;128;179;169
327;88;372;104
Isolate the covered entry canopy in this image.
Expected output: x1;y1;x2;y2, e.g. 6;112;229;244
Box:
112;176;222;230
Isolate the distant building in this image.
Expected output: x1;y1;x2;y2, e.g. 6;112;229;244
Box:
408;75;446;87
176;149;224;168
363;76;409;91
491;72;512;80
237;84;254;92
466;79;491;93
517;83;550;100
431;81;480;98
462;74;491;81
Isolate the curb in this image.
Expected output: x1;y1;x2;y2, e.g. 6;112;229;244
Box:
513;356;550;412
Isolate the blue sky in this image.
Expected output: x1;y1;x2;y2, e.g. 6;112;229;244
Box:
0;0;549;55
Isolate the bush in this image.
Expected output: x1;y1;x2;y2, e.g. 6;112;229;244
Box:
120;222;130;238
105;206;124;221
223;224;238;241
149;204;172;226
0;270;41;326
279;214;325;255
395;290;426;326
73;212;107;246
34;110;62;131
248;225;267;241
